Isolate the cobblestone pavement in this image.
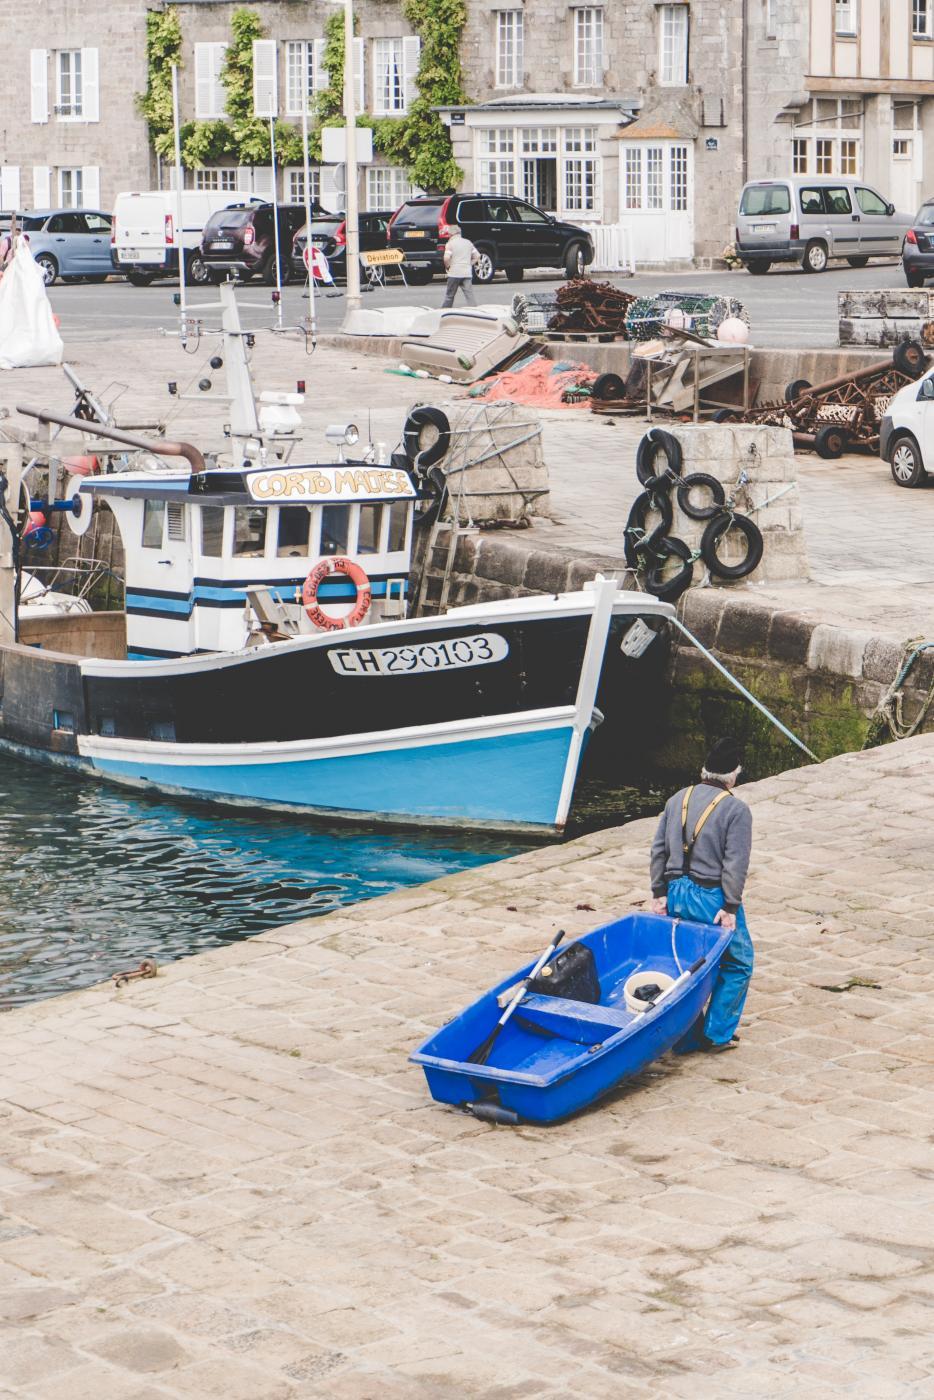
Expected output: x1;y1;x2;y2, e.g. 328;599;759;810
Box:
1;738;933;1397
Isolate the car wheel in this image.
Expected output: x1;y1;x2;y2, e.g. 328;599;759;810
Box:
186;254;212;287
746;260;771;275
403;267;433;286
472;248;496;284
905;268;925;289
889;435;927;487
35;255;58;287
504;265;525;282
564;243;587;279
846;256;870;268
802;240;828;273
126;272;155;287
814;424;848;459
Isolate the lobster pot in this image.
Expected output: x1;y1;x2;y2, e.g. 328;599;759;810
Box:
637;424;809;588
423;401;550;527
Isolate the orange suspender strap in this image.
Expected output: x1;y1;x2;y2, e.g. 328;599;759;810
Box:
680;786;732;870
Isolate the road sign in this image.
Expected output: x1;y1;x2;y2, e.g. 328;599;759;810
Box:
303;245;333;281
360;248;405;267
321;127;374;164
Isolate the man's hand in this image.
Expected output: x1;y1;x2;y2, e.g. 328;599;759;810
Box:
715;909;737;933
651;896;667;916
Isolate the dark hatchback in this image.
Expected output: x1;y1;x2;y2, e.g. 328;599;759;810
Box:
902;200;934;286
387;194;595;284
200;202;319;283
291;211;394;281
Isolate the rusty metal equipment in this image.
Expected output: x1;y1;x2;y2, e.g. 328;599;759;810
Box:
513;280;635;337
728;342;928;458
111;958;158;988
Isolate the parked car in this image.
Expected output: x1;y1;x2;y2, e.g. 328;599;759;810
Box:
900;199;934;286
201;202;314;283
111;190;256;287
291;210;393;282
735;177;912;274
10;209;113;286
880;365;934;487
387;194;595;284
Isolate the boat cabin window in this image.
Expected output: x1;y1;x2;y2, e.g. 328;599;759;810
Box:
387;501;408;553
200;506;226;557
142;500;165;549
321;504;350;555
233;506;267;558
277;505;312;558
357;504;382;554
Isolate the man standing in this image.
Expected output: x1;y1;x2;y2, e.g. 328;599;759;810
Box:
441;225;479;307
649;737;754;1053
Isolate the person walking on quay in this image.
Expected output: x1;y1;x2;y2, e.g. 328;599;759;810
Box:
441;225;479;307
649;737;754;1053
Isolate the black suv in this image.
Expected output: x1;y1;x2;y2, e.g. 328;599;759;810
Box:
291;211;394;282
387;194;595;284
201;202;320;283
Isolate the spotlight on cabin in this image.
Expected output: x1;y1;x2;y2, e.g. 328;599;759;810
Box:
325;423;359;448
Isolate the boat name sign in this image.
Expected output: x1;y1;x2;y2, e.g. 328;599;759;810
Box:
248;467;415;502
329;633;508;677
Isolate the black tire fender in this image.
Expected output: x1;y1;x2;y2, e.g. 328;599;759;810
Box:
700;512;764;581
402;406;451;470
624;489;674;568
676;472;727;521
636;428;683;486
412;465;449;529
893;339;927;378
644;536;694;602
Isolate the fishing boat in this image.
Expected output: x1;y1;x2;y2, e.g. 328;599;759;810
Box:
0;288;674;834
410;912;733;1123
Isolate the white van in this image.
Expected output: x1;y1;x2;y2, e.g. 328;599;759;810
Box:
111;189;256;286
735;177;913;275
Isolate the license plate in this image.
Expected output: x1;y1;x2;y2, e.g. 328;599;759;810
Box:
212;240;233;250
120;250;142;261
406;230;426;238
753;224;773;233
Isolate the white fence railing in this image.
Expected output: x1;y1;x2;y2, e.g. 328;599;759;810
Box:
589;223;636;276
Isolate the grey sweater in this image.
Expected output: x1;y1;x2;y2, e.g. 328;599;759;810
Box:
650;782;752;913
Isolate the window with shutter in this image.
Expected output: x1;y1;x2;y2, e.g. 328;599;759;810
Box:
253;39;278;118
373;39;404;115
166;504;187;542
57;51;83;119
658;5;689;86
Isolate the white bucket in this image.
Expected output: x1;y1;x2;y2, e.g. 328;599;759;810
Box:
623;969;674;1014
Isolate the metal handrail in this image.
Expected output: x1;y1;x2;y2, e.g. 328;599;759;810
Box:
15;405;206;474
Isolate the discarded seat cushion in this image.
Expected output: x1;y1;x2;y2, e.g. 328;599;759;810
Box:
401;310;530;383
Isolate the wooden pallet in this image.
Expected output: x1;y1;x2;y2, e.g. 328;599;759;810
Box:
541;330;621;343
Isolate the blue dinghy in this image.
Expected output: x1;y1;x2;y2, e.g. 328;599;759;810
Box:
411;913;733;1124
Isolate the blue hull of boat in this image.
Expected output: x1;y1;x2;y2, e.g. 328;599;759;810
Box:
411;913;733;1123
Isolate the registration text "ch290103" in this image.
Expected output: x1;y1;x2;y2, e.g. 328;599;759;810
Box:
328;633;508;677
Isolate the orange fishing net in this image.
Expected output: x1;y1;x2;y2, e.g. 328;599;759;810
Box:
469;354;597;409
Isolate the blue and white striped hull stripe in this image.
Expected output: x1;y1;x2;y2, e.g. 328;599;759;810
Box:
125;578;406;619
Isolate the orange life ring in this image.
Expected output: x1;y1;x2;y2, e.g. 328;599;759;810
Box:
302;556;372;631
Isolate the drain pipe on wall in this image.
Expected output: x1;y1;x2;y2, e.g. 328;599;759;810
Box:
741;0;748;184
673;617;819;763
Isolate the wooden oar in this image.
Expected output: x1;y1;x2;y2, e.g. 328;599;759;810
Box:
468;929;566;1065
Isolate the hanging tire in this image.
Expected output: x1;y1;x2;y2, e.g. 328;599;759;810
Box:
402;406;451;470
893;339;926;378
635;427;683;486
700;512;764;581
592;372;626;401
624;490;674;569
643;536;694;602
676;472;727;521
814;424;848;459
412;465;449;528
888;434;927;488
784;378;812;402
802;240;828;273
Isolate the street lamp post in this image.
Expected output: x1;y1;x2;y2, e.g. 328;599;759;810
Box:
341;0;362;320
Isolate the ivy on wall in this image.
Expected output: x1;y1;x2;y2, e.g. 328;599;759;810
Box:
137;3;468;189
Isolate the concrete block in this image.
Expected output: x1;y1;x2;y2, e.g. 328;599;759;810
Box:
678;587;726;646
473;537;528;587
807;624;872;678
768;611;814;665
522;550;571;594
716;599;771;658
861;637;902;685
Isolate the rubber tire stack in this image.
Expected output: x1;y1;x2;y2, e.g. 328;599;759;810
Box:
625;428;764;600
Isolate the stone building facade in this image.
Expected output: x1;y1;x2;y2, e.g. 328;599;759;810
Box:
1;2;928;267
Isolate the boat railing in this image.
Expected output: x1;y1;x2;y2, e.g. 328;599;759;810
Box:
26;557;125;608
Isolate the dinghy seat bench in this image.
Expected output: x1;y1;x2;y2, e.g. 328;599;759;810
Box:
518;993;637;1046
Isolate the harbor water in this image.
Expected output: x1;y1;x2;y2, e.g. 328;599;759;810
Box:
0;749;667;1009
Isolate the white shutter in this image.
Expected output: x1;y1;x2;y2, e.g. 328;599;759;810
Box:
313;39;328;92
253;39;278;118
82;47;99;122
251;166;275;199
320;165;342;212
0;167;21;210
196;43;226;118
33;166;51;206
353;38;365;113
402;37;421;115
31;49;48;124
82;166;100;208
236;165;253;193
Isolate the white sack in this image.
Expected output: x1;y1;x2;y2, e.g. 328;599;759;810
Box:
0;240;64;370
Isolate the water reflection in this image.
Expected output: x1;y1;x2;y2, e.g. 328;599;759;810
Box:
0;754;526;1008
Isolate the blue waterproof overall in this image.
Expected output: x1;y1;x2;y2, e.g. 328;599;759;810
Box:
664;785;754;1049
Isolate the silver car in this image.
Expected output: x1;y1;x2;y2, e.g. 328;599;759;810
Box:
735;177;913;275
